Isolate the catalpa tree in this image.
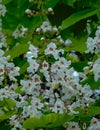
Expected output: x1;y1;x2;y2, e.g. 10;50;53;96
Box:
0;0;100;130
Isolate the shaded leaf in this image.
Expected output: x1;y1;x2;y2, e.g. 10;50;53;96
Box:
61;8;100;30
71;61;88;72
44;0;59;9
0;125;11;130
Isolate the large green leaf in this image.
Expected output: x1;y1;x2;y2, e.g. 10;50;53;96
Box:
61;8;100;30
4;43;29;59
23;113;74;129
0;125;11;130
76;106;100;118
0;111;15;122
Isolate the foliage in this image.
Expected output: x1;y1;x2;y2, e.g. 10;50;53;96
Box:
0;0;100;130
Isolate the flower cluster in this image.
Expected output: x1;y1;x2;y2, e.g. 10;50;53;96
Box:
36;20;58;34
93;58;100;81
12;26;28;39
0;39;99;129
64;117;100;130
20;42;95;118
0;2;6;17
86;26;100;54
0;49;20;82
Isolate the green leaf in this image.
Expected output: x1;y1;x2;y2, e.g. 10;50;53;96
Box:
23;113;74;129
67;0;74;7
0;125;11;130
76;106;100;118
4;43;29;59
0;111;15;122
71;61;88;72
62;0;74;7
44;0;59;9
64;35;87;53
15;86;24;94
82;76;100;90
61;8;100;30
19;62;28;74
3;98;16;108
1;0;12;4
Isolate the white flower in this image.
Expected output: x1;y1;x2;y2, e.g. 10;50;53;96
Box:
67;105;79;115
86;26;100;54
0;49;4;56
44;88;55;102
87;117;100;130
13;26;28;39
27;59;39;73
93;58;100;81
94;37;100;54
40;68;50;81
27;44;38;58
28;105;42;117
20;26;28;37
12;28;20;39
67;122;81;130
31;97;44;109
93;88;100;99
44;42;57;55
62;86;76;100
42;60;49;70
52;26;58;32
48;7;53;13
51;62;59;73
31;74;42;85
25;8;32;15
0;4;6;16
40;21;52;33
21;79;32;91
86;22;91;35
52;98;64;114
0;32;7;47
0;63;4;75
5;63;20;81
11;128;17;130
95;28;100;42
59;38;65;44
52;49;64;60
0;76;4;84
57;57;71;68
86;37;96;54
